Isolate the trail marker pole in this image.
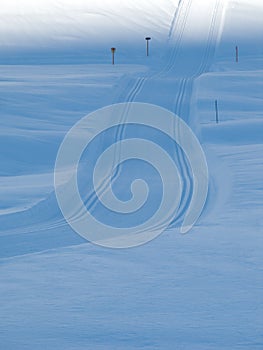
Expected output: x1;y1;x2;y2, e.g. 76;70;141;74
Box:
215;100;219;124
111;47;116;65
145;37;151;56
236;45;239;63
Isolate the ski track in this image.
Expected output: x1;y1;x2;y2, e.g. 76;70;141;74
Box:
171;0;222;224
108;0;224;229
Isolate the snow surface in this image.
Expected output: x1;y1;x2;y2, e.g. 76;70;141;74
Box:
0;0;263;349
0;0;178;64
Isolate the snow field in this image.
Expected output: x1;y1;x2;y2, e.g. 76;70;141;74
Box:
0;0;262;349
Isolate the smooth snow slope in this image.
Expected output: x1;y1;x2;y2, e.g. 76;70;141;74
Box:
0;0;178;64
0;0;263;349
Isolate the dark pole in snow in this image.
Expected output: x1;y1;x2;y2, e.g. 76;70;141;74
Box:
236;46;239;63
215;100;219;124
145;37;151;56
111;47;116;65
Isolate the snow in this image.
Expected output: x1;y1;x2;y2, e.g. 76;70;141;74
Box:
0;0;263;349
0;0;178;64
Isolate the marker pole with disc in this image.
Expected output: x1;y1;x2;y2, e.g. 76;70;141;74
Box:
145;37;151;57
111;47;116;65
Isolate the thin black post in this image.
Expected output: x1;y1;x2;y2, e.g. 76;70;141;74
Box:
111;47;116;65
215;100;219;124
235;45;238;63
145;37;151;56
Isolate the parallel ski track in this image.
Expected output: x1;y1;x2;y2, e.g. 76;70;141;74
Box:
107;0;223;228
171;0;221;225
